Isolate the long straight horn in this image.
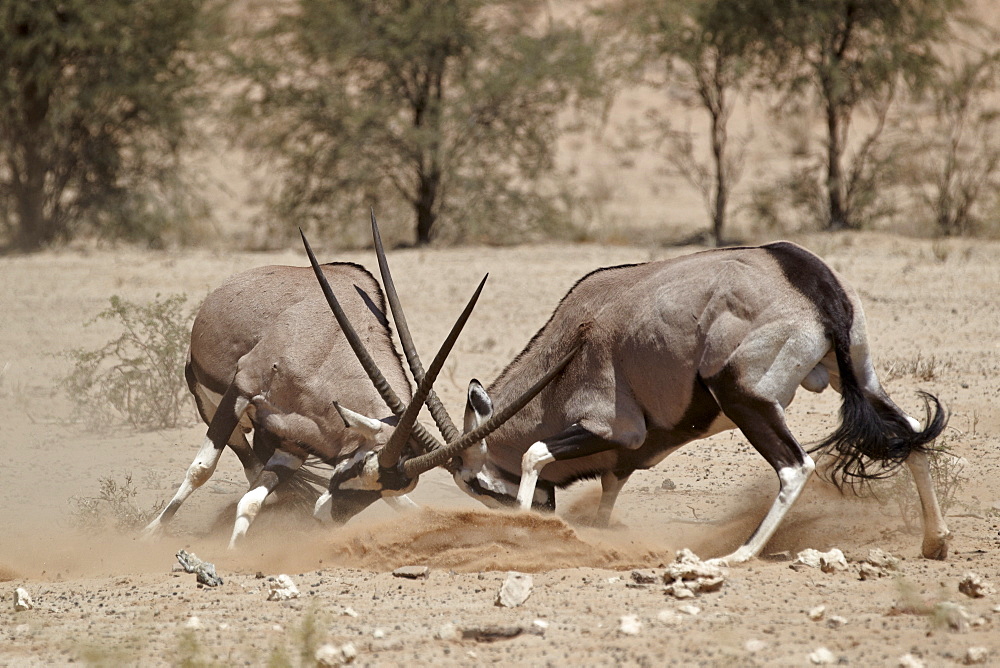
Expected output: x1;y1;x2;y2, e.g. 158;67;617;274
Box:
300;229;444;454
401;340;582;477
378;273;488;468
371;210;462;443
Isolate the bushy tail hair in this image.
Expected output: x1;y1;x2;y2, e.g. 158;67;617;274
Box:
808;336;947;491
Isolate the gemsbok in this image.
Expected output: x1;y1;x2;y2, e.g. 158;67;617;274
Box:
141;253;460;547
317;220;951;564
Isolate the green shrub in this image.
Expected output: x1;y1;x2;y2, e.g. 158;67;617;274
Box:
69;473;164;533
62;294;194;430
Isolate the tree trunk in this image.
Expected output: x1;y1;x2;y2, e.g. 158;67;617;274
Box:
710;108;727;246
414;168;439;245
825;103;848;231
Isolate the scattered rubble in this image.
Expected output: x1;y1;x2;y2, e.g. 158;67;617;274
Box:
266;574;300;601
175;550;223;587
958;572;995;599
495;572;533;608
897;653;925;668
13;587;33;612
964;647;989;665
315;642;358;666
618;615;642;635
663;549;726;598
859;549;901;580
809;647;836;665
792;548;848;573
392;565;430;580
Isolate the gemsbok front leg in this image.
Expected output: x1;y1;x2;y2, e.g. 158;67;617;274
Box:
142;384;250;538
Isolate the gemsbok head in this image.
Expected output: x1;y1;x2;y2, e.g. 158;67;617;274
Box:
311;219;951;564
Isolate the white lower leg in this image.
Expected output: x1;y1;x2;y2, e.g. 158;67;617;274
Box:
230;485;269;548
384;494;419;511
141;437;223;538
313;491;333;524
906;450;950;559
721;455;815;564
595;472;628;527
518;441;555;510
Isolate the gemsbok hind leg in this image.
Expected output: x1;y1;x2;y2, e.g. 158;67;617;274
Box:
706;378;816;564
142;384;251;539
229;441;305;549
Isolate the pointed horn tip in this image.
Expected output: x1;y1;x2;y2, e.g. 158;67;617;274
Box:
331;401;349;428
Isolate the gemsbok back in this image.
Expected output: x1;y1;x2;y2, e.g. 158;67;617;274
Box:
315;221;951;564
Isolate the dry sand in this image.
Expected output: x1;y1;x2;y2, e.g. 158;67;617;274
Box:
1;232;999;665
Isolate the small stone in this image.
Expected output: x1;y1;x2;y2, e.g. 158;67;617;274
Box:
958;572;995;599
315;642;358;666
656;609;684;626
13;587;33;612
266;574;300;601
392;565;430;580
184;616;202;630
808;605;826;621
809;647;836;664
495;572;533;608
631;569;659;585
532;619;549;632
764;551;793;562
342;606;358;618
663;549;726;597
826;615;848;628
372;628;385;639
965;647;989;665
744;639;767;653
619;614;642;635
678;604;701;616
437;623;461;641
794;548;848;572
660;478;677;491
897;653;925;668
859;563;886;580
340;643;357;663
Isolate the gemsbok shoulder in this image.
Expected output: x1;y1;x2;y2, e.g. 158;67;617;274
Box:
314;220;951;564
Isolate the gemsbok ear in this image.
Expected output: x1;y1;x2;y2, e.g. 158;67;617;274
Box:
333;402;385;440
464;379;494;431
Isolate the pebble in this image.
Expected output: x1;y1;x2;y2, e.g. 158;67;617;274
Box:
618;615;642;635
897;653;925;668
392;565;430;580
958;572;995;599
808;605;826;621
266;574;300;601
13;588;33;612
809;647;836;664
184;616;202;630
496;572;532;608
744;639;767;653
965;647;989;665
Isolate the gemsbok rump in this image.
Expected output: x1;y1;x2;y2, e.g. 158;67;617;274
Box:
317;222;951;564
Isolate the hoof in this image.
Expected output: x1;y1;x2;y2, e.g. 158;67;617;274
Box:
921;532;951;560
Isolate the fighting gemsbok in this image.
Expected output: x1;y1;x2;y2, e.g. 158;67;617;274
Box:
317;218;951;564
142;225;567;548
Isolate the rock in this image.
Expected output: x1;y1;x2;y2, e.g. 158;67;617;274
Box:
372;628;386;639
660;478;677;491
631;569;659;585
175;549;223;587
618;615;642;635
341;606;358;618
656;609;684;626
266;574;300;601
809;647;836;664
858;563;886;581
808;605;826;621
184;616;202;630
437;623;461;641
793;548;847;573
965;647;989;665
392;565;430;580
495;572;532;608
678;604;701;616
958;572;995;599
663;549;726;597
826;615;848;628
532;619;549;632
14;587;34;612
864;548;900;571
460;624;545;641
315;642;357;666
744;639;768;653
897;653;925;668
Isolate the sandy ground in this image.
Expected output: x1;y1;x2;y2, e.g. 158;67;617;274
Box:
1;232;999;666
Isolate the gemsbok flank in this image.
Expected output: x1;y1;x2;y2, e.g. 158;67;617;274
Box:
317;218;951;564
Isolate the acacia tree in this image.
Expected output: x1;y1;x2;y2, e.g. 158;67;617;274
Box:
740;0;961;230
228;0;598;246
0;0;206;251
615;0;753;245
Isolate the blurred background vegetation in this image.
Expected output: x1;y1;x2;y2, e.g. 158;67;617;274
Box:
2;0;998;251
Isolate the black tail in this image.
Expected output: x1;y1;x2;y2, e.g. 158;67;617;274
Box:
808;335;948;490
